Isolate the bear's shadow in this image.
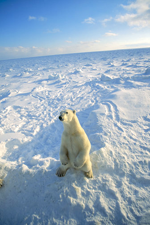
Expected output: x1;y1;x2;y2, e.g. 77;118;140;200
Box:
1;107;104;183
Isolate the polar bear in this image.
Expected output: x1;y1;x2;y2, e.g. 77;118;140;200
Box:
56;109;93;178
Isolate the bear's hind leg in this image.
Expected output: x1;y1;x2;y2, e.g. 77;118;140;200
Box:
84;169;93;178
81;159;93;178
56;164;70;177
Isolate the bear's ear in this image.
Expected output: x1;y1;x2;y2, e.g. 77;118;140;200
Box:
73;110;76;114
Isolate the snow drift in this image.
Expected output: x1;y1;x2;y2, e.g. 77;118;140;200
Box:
0;48;150;224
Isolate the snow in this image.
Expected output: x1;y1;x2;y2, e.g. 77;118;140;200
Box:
0;48;150;224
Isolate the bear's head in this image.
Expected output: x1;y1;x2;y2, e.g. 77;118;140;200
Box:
59;109;76;123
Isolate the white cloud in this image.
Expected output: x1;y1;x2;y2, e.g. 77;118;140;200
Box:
82;17;95;24
65;41;72;43
38;16;47;21
101;17;113;26
105;32;118;37
79;40;100;45
29;16;47;21
121;0;150;13
116;0;150;28
29;16;36;20
47;29;60;33
93;40;101;43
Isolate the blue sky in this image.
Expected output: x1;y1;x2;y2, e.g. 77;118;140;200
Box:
0;0;150;60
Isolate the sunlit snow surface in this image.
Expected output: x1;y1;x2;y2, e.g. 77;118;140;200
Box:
0;48;150;224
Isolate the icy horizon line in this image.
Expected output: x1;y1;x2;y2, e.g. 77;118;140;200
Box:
0;46;150;61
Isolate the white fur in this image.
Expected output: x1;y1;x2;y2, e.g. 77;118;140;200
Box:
56;109;93;178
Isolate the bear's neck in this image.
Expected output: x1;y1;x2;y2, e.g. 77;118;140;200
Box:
63;116;83;135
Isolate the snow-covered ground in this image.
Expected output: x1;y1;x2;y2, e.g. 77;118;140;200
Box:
0;48;150;225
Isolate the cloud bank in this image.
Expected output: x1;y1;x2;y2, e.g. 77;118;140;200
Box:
116;0;150;28
0;46;51;60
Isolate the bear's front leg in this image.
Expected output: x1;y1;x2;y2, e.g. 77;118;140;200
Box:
56;164;70;177
60;145;69;166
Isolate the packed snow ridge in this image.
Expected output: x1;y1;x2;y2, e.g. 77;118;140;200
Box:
0;48;150;224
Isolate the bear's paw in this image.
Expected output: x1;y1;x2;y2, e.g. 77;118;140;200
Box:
56;167;67;177
84;170;93;178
